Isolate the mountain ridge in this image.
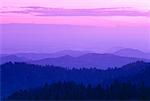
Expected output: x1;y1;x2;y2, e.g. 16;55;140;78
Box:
114;48;150;59
1;61;150;97
30;53;149;69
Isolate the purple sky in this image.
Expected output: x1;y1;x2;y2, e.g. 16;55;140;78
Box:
0;0;150;53
1;24;150;53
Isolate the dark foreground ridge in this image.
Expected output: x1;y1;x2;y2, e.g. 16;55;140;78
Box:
1;61;150;100
7;81;150;100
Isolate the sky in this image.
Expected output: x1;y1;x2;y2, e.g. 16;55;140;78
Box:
1;0;150;10
0;0;150;53
0;0;150;25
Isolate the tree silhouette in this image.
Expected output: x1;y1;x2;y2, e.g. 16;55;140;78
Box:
7;81;150;100
1;61;150;100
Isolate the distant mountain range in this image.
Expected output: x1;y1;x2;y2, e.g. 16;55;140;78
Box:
0;50;90;63
114;48;150;59
30;53;149;69
15;50;91;60
0;55;28;64
1;49;150;69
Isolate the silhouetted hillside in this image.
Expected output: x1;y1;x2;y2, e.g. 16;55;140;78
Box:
1;61;150;97
7;81;150;100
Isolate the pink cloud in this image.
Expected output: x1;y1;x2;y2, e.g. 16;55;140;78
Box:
1;7;149;16
1;0;150;10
